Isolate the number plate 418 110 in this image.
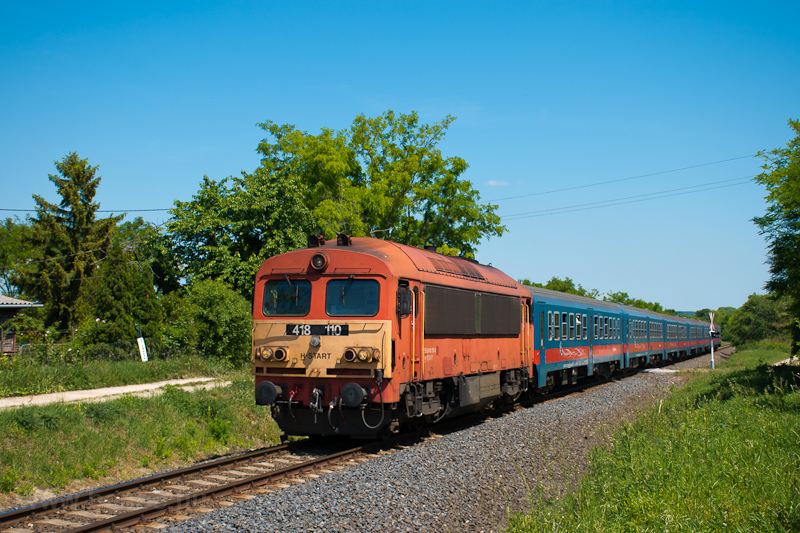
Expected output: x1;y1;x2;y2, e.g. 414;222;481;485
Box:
286;324;349;336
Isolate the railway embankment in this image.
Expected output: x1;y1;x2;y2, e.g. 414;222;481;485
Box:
156;350;741;533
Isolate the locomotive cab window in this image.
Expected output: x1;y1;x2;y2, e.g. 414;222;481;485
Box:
326;279;380;316
263;279;312;316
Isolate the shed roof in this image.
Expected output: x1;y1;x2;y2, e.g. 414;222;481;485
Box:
0;295;43;308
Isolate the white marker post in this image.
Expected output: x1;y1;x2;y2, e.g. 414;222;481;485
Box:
709;312;715;370
137;337;149;362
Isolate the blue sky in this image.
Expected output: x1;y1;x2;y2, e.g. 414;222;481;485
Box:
2;1;798;311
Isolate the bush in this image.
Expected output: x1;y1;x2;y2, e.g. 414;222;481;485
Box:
185;279;251;365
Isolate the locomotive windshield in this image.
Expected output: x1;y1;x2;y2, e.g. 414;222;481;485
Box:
263;279;312;316
325;279;380;316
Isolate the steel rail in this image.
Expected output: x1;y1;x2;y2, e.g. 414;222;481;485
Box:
63;445;368;533
0;443;289;527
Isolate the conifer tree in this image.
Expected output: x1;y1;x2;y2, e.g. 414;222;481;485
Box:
21;152;122;332
79;237;162;345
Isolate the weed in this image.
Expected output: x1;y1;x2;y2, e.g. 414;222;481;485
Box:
84;402;124;424
208;417;231;444
153;437;173;461
12;408;39;431
0;469;19;492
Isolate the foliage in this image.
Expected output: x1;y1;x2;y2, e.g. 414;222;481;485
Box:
603;290;678;314
75;237;163;345
184;279;251;365
518;276;677;314
753;119;800;354
509;344;800;533
255;110;504;258
519;276;600;299
16;153;123;331
0;217;32;298
724;293;788;346
117;217;182;295
166;171;313;298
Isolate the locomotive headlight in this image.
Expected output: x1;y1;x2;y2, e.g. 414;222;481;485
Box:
343;349;357;363
357;349;370;362
261;347;274;361
274;348;287;362
310;253;328;271
372;348;381;362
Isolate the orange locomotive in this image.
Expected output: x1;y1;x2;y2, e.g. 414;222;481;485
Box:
252;235;532;438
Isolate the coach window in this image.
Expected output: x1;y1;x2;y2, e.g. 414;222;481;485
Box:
582;314;588;339
604;316;609;339
616;318;620;339
263;279;312;316
569;313;575;340
561;313;568;340
554;312;560;340
594;316;599;339
548;311;553;341
325;279;380;316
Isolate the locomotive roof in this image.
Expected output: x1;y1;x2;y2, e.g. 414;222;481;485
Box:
268;237;523;293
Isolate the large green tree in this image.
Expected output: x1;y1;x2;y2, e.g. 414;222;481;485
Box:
256;110;505;257
166;170;314;298
19;153;122;331
754;119;800;354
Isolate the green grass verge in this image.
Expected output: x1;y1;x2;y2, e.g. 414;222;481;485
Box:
0;353;231;397
508;342;800;533
0;368;280;499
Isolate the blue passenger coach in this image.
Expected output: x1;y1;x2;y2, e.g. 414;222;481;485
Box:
525;286;719;390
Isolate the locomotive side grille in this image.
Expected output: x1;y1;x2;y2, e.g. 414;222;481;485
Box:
424;285;478;335
480;294;521;335
424;286;520;336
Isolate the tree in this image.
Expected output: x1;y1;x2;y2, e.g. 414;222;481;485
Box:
753;119;800;354
166;170;314;298
76;237;162;345
725;293;788;346
0;218;31;297
603;291;670;314
19;153;122;331
256;110;505;257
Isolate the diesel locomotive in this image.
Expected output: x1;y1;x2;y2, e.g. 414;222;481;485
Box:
252;235;720;438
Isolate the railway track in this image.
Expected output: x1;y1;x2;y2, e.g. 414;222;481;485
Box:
1;348;728;533
0;440;389;533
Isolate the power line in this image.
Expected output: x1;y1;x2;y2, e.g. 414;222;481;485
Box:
488;154;757;203
501;175;754;221
0;208;171;213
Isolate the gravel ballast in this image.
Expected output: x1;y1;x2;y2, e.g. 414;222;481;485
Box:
164;353;722;533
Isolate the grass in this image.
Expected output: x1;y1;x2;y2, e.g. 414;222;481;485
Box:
0;367;281;504
0;352;231;397
508;341;800;533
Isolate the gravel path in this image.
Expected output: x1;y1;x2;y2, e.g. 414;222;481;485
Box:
164;351;728;533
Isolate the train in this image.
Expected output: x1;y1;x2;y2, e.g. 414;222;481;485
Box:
252;235;721;438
